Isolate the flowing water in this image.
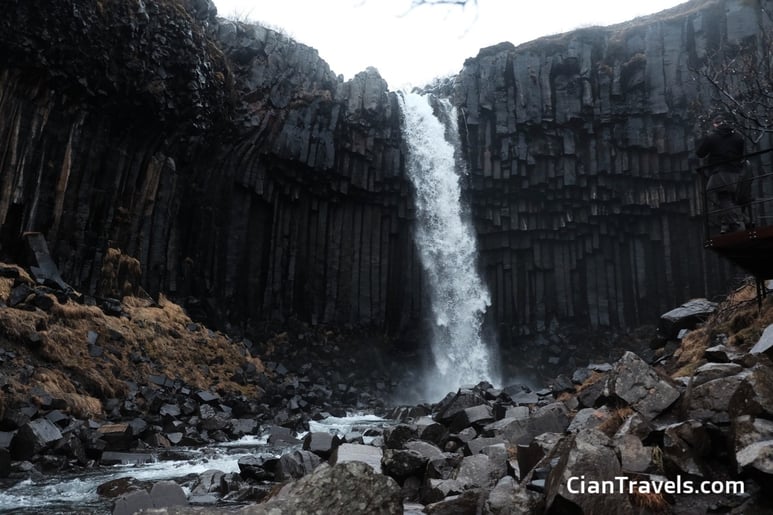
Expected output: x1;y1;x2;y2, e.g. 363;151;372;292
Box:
0;414;392;514
400;92;498;399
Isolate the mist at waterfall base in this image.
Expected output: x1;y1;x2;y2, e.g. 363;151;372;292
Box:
399;91;500;402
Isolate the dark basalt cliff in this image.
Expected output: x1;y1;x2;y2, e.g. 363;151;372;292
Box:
0;0;767;344
453;0;772;340
0;0;416;334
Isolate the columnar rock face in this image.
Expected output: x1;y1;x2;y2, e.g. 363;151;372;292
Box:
0;0;767;340
454;0;772;335
0;0;418;333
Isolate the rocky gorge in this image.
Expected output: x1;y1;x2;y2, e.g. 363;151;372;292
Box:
3;0;773;513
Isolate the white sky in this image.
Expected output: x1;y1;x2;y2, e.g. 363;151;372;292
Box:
212;0;688;90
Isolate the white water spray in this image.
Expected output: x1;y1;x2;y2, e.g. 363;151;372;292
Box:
400;92;498;397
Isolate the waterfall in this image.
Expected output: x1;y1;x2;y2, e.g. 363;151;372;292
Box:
399;91;498;397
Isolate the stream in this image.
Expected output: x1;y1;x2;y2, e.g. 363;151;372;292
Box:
0;414;392;514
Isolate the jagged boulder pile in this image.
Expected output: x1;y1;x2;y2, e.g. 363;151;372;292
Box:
119;292;773;514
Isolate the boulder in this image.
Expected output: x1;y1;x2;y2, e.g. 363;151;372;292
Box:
435;389;488;424
238;453;280;481
658;299;717;340
383;423;417;449
691;362;744;386
545;429;634;515
302;431;341;459
729;364;773;419
381;448;428;482
330;443;383;473
241;461;402;515
426;453;464;480
10;418;63;460
566;407;612;433
483;402;570;445
453;453;501;489
275;449;323;481
662;420;711;477
421;478;465;505
190;469;225;495
615;434;655;473
733;415;773;474
112;489;152;515
750;324;773;356
449;404;494;433
149;480;188;509
425;489;483;514
484;476;542;514
688;374;746;423
404;440;443;460
609;352;680;420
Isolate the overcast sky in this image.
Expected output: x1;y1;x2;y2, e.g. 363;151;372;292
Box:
211;0;688;89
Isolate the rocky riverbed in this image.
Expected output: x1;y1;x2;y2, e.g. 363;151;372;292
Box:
2;260;773;514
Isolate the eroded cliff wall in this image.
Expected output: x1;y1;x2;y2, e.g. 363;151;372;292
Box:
455;0;773;337
0;0;419;333
0;0;768;342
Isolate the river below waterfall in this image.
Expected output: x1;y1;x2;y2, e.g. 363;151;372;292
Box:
0;414;392;514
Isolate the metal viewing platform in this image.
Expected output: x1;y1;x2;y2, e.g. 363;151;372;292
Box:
700;148;773;304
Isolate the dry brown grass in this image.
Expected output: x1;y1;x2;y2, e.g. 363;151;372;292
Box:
629;488;670;512
1;266;265;417
597;406;634;436
672;279;773;378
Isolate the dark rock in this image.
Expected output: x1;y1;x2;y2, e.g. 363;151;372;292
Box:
266;425;300;445
97;477;147;498
436;389;488;424
733;415;773;474
10;418;63;460
466;436;506;456
8;283;33;307
196;390;220;404
566;406;612;433
302;431;341;459
545;429;634;514
729;363;773;419
112;489;152;515
228;418;258;437
275;450;323;481
426;453;464;480
0;448;10;478
662;420;711;477
330;443;383;474
453;453;501;489
381;448;427;481
421;478;465;505
483;402;570;445
425;489;483;514
691;362;744;386
609;352;680;420
485;476;542;514
658;299;717;340
405;440;443;460
247;462;402;515
416;416;449;447
191;469;225;495
615;434;655;473
149;480;188;509
238;453;280;481
97;423;133;451
688;374;746;424
383;423;417;449
449;404;494;433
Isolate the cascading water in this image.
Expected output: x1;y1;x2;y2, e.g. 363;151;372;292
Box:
399;91;498;398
